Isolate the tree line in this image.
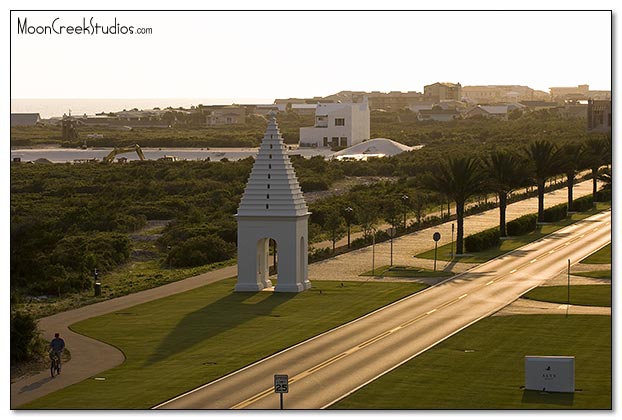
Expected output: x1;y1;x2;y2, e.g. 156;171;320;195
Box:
10;111;611;302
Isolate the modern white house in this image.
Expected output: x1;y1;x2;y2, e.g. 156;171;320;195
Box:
235;113;311;293
299;101;370;148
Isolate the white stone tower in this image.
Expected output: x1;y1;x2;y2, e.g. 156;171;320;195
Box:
235;113;312;292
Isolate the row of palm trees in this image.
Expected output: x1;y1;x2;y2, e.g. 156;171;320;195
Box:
422;136;611;255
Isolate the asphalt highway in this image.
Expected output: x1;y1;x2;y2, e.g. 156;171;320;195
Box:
155;209;611;409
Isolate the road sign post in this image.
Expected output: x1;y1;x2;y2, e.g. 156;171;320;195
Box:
433;232;441;272
451;223;455;258
274;374;288;409
566;259;570;317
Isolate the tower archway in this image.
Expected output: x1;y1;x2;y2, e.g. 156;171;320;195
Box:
235;114;311;293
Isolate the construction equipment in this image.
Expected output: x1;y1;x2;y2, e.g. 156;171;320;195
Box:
102;144;146;163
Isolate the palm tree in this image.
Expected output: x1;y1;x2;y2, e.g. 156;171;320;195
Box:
524;140;562;223
559;142;586;212
482;150;528;236
422;156;485;255
583;136;611;197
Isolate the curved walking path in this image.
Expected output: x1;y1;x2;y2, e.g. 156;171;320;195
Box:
10;179;603;408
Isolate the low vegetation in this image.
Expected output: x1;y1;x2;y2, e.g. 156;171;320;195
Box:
416;202;611;263
359;265;454;278
331;315;611;409
579;243;611;265
523;285;611;307
20;279;426;409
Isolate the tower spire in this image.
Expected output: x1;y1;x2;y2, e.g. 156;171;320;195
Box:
237;113;308;217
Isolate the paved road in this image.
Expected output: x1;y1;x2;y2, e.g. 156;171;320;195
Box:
155;210;611;409
9;179;601;407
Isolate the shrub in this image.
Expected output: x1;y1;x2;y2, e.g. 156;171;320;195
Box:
51;232;131;273
572;195;594;212
464;228;501;252
595;188;611;202
11;312;46;363
374;229;391;242
351;236;372;249
309;247;331;263
299;179;329;192
541;203;567;223
506;214;538;236
166;234;235;268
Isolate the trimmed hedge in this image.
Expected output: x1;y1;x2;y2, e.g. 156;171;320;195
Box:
595;188;611;202
541;203;568;223
506;214;537;236
572;195;594;212
465;228;501;252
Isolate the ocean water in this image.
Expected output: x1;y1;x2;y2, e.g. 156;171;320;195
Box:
10;98;275;119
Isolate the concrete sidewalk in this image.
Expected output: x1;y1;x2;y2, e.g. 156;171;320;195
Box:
10;179;600;408
309;179;597;282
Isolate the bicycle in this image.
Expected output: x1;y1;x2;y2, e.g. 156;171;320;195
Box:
50;351;61;377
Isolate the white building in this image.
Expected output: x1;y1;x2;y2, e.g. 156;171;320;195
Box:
299;101;370;148
235;114;311;293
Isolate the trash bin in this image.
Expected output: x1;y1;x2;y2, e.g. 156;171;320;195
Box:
94;282;102;297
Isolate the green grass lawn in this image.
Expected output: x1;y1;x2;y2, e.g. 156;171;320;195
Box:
579;243;611;264
573;270;612;280
523;285;611;307
360;265;454;278
416;203;610;264
20;279;426;409
331;314;611;409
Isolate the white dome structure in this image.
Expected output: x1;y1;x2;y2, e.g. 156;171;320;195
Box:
331;138;422;161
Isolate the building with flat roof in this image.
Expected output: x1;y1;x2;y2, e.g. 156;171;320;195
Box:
462;85;537;103
299;101;370;148
424;82;462;102
549;85;590;101
587;99;612;134
10;113;41;126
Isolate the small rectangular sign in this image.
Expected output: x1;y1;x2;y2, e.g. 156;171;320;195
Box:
525;356;575;393
274;374;289;394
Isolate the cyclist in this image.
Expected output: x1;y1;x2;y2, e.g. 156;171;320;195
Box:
49;333;65;373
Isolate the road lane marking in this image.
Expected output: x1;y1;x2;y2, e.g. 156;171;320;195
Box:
357;331;392;349
307;353;348;373
228;217;612;409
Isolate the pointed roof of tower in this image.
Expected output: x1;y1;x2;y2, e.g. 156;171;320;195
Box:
237;113;309;217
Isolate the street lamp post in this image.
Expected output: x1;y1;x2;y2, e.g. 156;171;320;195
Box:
432;232;441;272
401;194;409;231
344;206;353;248
372;228;376;276
388;226;395;267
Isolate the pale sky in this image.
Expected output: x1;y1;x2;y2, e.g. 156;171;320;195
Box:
9;7;613;100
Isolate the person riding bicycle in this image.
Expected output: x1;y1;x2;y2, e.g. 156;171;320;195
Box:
49;333;65;373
